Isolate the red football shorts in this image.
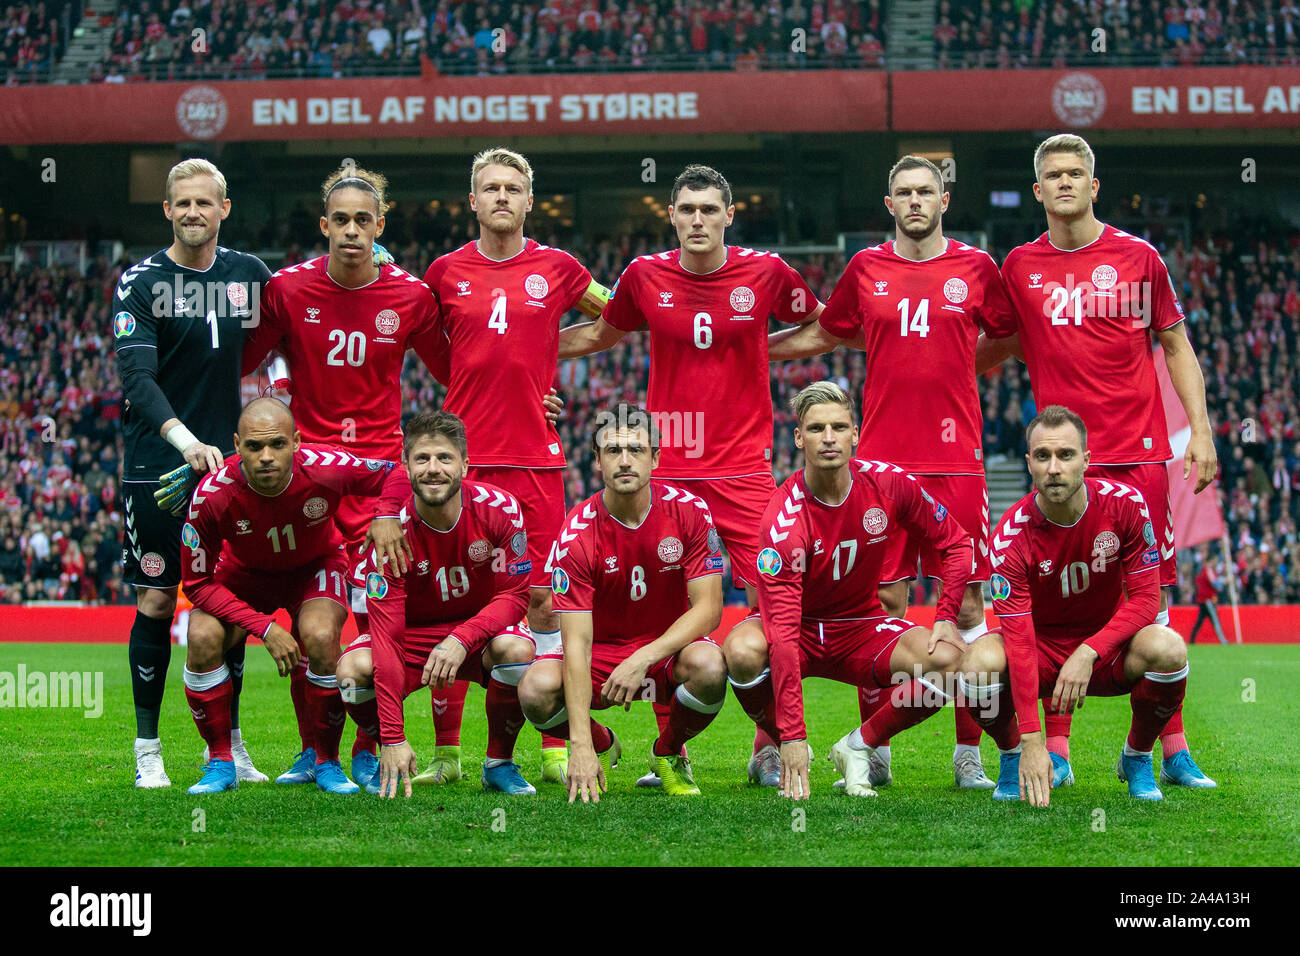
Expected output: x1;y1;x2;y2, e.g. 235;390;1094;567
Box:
337;494;380;590
1086;462;1175;587
1033;628;1136;701
340;623;535;694
469;465;566;589
539;636;719;710
213;550;350;626
881;473;989;584
743;610;920;689
666;473;775;590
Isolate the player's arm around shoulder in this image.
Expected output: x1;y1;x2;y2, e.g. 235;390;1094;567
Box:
558;261;640;359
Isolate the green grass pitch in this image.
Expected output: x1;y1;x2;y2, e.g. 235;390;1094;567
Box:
2;642;1296;866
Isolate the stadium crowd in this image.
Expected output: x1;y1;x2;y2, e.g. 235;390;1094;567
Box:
3;0;891;84
13;0;1300;83
936;0;1300;68
0;224;1294;607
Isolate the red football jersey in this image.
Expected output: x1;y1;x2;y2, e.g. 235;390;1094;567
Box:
601;247;820;478
181;444;407;638
988;477;1161;732
550;481;723;649
818;240;1014;472
997;225;1186;465
242;257;445;459
424;239;592;468
361;480;532;744
757;460;973;740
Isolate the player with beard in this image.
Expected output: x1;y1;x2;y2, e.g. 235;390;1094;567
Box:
977;134;1216;789
415;148;610;787
769;155;1016;790
335;411;538;798
113;159;271;788
962;406;1198;804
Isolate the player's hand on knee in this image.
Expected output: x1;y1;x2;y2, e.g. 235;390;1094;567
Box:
421;637;467;689
181;440;225;477
363;517;411;576
779;739;810;800
379;742;416;799
1052;645;1097;714
601;657;648;711
927;619;964;656
567;744;604;804
263;623;299;677
1020;736;1052;807
542;387;565;423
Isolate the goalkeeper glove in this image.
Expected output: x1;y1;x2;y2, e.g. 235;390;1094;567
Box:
155;462;199;516
373;241;394;266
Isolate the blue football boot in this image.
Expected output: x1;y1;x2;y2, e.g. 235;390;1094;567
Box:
351;750;380;793
992;751;1021;801
1160;749;1217;788
1050;751;1075;788
315;759;361;795
188;759;238;795
482;762;537;796
1117;750;1164;801
275;748;317;785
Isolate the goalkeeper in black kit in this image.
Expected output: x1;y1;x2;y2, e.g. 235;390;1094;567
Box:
112;158;271;789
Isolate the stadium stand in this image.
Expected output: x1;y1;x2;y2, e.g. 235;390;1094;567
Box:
1;225;1295;606
935;0;1300;69
7;0;892;84
16;0;1299;83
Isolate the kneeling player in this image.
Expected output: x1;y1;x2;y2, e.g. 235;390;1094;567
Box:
334;411;538;797
181;398;407;795
960;405;1206;805
724;382;974;799
517;403;727;802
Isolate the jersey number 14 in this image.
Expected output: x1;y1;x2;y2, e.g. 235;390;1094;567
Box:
897;299;931;338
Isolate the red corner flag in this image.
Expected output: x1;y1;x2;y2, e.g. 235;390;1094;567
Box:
1153;345;1225;549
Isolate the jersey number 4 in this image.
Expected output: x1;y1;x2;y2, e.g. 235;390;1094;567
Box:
897;299;931;338
489;295;508;335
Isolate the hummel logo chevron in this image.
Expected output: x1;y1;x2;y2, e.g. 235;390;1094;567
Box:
554;501;598;559
769;489;805;544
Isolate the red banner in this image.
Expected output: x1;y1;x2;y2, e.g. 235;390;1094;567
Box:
0;71;887;144
892;66;1300;130
1;602;1293;643
1154;345;1225;550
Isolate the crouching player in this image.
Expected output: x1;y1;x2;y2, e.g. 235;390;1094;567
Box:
517;403;727;802
960;405;1202;805
181;397;407;794
724;382;974;799
334;410;538;798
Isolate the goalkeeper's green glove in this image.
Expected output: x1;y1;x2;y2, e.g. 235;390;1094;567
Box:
373;241;394;266
155;462;199;516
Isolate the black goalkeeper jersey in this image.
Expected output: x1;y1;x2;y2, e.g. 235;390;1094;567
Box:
112;245;271;476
